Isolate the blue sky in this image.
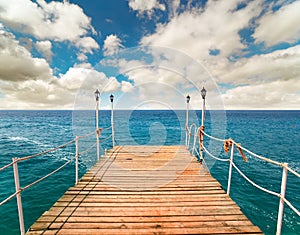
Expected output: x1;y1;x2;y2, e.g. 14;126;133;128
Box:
0;0;299;110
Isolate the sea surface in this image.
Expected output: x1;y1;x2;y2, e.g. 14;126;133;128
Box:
0;110;299;235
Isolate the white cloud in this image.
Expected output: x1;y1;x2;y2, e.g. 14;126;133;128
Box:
121;81;134;93
77;53;88;62
73;62;92;69
222;78;300;110
0;65;122;109
35;40;53;62
218;45;300;85
0;29;52;82
166;0;180;19
128;0;166;17
0;26;119;109
75;37;99;54
136;0;300;109
216;45;300;109
253;1;300;46
141;0;263;60
59;67;120;92
103;35;124;56
0;0;99;52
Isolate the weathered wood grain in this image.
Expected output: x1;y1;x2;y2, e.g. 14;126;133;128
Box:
26;146;263;235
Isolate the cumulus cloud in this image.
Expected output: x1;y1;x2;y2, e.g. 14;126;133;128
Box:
59;67;120;93
128;0;166;17
35;40;53;62
0;29;52;82
0;0;99;52
253;1;300;46
219;45;300;85
166;0;180;19
217;45;300;109
121;81;134;93
141;0;263;60
77;53;88;62
75;37;99;54
103;35;124;56
222;78;300;110
0;65;121;109
0;25;118;109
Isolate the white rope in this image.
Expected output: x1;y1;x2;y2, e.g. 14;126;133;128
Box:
100;134;113;142
231;162;280;198
188;124;197;135
201;130;225;142
78;142;97;156
286;166;300;178
22;157;74;191
102;126;112;131
0;191;19;206
201;130;284;167
78;130;99;139
18;139;76;162
202;145;230;162
231;139;282;167
187;124;197;148
188;127;300;222
283;197;300;217
193;148;200;156
0;161;14;172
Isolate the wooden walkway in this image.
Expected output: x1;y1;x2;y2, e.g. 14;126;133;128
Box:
26;146;263;235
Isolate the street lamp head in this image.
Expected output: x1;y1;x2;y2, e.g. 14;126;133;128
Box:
201;87;207;99
110;94;114;103
94;89;100;101
186;95;190;103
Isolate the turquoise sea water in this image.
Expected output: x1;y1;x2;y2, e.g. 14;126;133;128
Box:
0;110;299;234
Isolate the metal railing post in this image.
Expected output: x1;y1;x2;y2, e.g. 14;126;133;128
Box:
185;95;190;147
12;157;25;235
227;143;235;195
199;88;206;163
192;130;197;155
276;163;288;235
75;136;79;185
111;97;115;147
95;89;100;160
96;129;100;160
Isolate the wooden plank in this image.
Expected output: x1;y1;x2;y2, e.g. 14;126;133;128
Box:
26;145;263;235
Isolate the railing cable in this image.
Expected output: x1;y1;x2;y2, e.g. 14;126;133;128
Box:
202;145;230;162
17;139;76;162
22;157;75;191
187;123;300;235
231;161;280;198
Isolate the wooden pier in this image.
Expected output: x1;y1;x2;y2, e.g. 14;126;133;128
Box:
26;146;263;235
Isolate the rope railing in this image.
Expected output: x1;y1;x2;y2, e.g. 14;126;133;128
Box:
0;161;15;172
286;165;300;178
231;161;280;198
78;142;97;157
0;126;114;235
77;129;101;139
231;139;282;167
0;191;19;207
202;144;230;162
186;123;300;235
17;139;76;162
22;157;75;192
100;134;113;143
102;125;112;131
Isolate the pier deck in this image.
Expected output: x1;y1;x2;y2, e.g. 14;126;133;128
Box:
26;146;263;235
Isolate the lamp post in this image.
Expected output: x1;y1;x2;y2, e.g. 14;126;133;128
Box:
200;87;206;163
110;94;115;147
185;95;190;147
94;89;100;160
